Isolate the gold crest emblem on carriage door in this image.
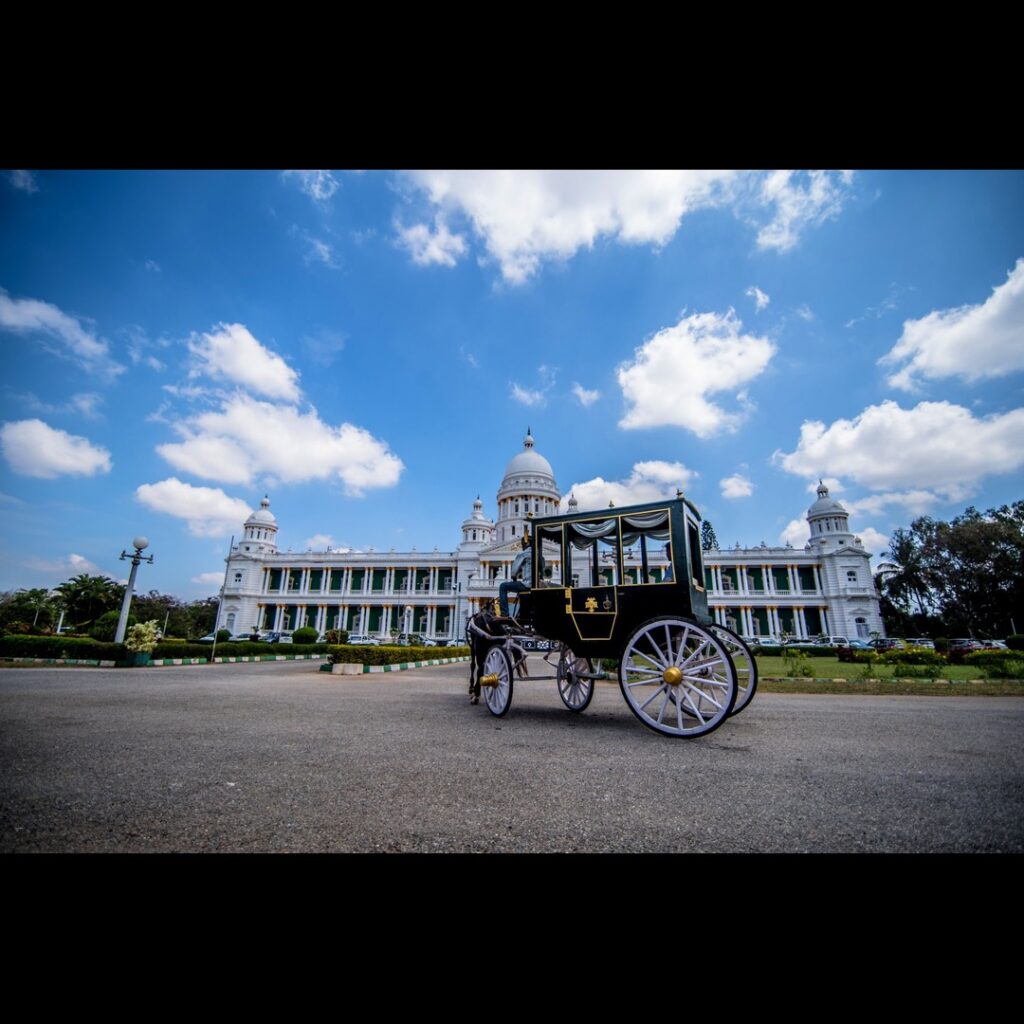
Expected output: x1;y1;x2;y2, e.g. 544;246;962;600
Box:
585;597;598;613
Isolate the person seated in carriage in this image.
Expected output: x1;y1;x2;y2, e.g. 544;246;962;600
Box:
499;532;532;617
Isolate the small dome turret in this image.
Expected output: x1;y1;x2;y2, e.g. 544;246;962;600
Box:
241;496;278;553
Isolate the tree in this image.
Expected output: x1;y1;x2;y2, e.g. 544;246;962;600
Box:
53;575;123;630
701;520;719;552
0;588;56;629
874;501;1024;637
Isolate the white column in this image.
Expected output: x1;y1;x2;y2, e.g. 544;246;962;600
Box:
813;565;823;594
796;607;808;638
765;567;774;595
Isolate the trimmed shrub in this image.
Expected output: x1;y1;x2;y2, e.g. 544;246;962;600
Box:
216;629;231;642
322;629;348;645
878;649;946;666
1006;635;1024;651
291;626;318;645
976;657;1024;679
327;644;469;666
91;609;131;642
0;634;126;660
934;637;950;653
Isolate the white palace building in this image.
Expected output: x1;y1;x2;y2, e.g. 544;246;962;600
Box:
215;431;884;643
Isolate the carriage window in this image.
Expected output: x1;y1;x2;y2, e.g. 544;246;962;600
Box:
567;518;620;587
535;525;563;586
620;509;673;586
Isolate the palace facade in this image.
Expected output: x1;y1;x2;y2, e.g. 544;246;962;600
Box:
215;431;884;642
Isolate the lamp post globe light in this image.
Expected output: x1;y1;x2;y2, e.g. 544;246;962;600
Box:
114;536;154;645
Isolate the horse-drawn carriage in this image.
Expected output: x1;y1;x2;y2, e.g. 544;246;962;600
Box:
468;496;757;738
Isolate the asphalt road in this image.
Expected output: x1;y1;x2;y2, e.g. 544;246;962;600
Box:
2;658;1021;852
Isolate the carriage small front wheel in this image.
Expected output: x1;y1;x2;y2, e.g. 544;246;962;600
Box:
482;646;514;717
619;618;737;738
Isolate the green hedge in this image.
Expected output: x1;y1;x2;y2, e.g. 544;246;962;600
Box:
151;641;332;659
328;644;468;665
754;646;837;658
0;634;126;660
1006;635;1024;651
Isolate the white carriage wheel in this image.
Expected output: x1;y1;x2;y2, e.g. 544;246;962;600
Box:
618;617;737;738
482;646;514;717
709;623;758;716
557;644;594;713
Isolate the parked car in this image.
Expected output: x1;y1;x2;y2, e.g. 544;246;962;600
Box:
980;640;1007;650
348;634;381;646
906;638;936;649
196;633;218;643
813;635;849;647
844;639;873;650
871;638;906;651
260;631;292;644
949;638;982;653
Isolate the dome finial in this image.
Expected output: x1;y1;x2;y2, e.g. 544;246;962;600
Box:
524;427;534;449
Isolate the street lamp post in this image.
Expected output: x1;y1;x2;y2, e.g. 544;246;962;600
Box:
115;537;154;644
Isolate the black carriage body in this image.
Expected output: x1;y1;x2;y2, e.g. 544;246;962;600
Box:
521;497;710;659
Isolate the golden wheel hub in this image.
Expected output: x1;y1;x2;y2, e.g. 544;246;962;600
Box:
479;673;500;688
663;666;682;686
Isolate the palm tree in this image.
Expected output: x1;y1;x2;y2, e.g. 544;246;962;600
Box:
874;528;934;616
54;575;123;629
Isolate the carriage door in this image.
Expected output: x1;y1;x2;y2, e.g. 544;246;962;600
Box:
565;517;620;642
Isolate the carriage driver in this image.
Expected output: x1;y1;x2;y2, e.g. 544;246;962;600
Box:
499;532;532;617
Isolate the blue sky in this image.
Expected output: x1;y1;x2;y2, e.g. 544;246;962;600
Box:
1;169;1022;597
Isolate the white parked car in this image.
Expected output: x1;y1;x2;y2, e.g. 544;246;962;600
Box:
348;634;380;646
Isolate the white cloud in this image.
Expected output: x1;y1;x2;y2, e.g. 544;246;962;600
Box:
135;478;254;538
510;365;556;408
881;259;1024;390
24;552;101;575
401;170;734;284
156;393;403;495
305;533;341;550
283;170;340;202
774;400;1024;493
302;329;346;367
720;474;753;499
395;215;467;267
0;419;112;479
854;527;890;561
191;571;225;587
562;460;697;512
0;289;124;378
571;383;600;407
795;304;814;322
9;170;38;193
779;518;810;548
460;347;480;369
144;259;162;273
510;383;545;406
617;310;776;437
301;234;341;270
843;489;945;519
746;285;770;311
16;391;103;420
756;170;854;252
187;322;301;402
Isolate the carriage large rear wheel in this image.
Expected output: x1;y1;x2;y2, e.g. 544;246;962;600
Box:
709;623;758;716
557;644;594;712
619;618;736;738
482;646;514;717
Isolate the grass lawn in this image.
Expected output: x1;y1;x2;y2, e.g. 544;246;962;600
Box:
752;654;1024;696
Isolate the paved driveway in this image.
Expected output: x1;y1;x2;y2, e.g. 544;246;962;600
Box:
2;659;1021;852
